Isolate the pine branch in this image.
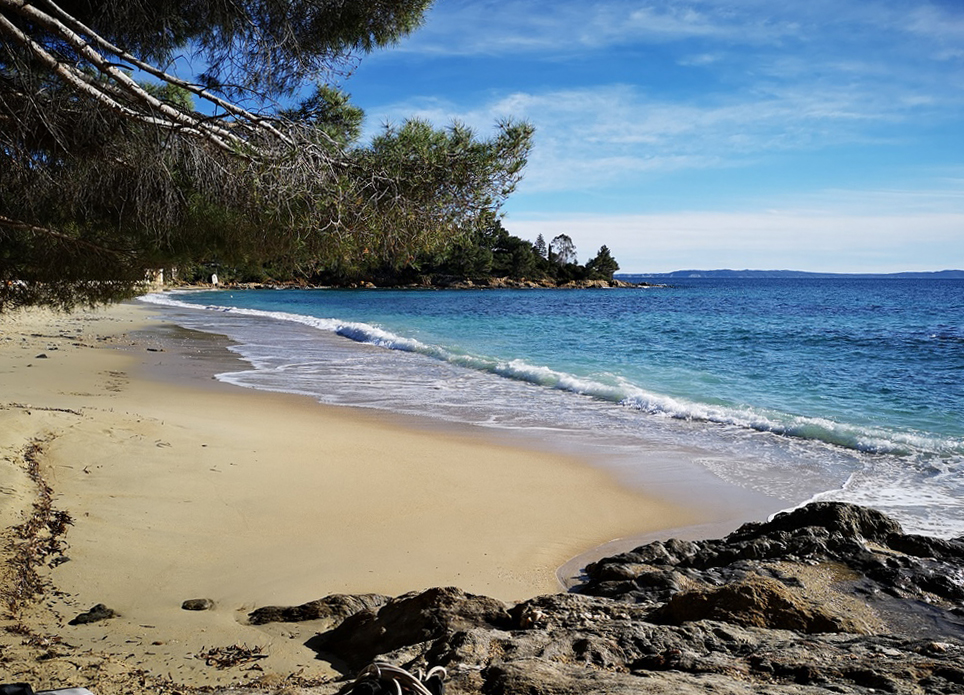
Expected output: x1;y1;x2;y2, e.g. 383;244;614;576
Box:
0;215;136;258
0;0;245;154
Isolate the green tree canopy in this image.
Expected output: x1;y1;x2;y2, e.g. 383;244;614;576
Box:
534;234;547;259
0;0;533;310
549;234;577;266
585;245;620;281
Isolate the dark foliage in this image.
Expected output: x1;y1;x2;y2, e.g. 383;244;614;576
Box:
0;0;532;310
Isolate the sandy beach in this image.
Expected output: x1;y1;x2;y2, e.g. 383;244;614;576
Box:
0;301;716;691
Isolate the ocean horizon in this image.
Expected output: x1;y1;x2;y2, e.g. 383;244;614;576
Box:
141;276;964;538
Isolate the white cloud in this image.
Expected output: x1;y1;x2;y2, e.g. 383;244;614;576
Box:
393;0;809;56
391;0;964;58
363;78;953;194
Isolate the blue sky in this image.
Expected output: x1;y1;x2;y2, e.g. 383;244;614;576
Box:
339;0;964;273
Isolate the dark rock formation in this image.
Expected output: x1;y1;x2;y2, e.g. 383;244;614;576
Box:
247;503;964;694
649;574;857;633
312;587;512;671
581;501;964;639
248;593;389;627
181;598;215;611
67;603;117;625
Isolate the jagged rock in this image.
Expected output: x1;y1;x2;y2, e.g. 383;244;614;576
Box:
285;504;964;695
68;603;117;625
581;501;964;636
480;658;810;695
649;574;859;633
313;586;512;669
745;501;900;538
247;593;389;626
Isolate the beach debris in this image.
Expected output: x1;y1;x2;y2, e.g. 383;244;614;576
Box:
343;661;446;695
181;598;215;611
2;439;73;618
0;684;95;695
196;643;268;669
68;604;117;625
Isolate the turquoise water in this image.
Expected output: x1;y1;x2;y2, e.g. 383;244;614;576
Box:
142;278;964;536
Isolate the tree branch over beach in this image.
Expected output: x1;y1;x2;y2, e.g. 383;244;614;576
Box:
0;0;534;310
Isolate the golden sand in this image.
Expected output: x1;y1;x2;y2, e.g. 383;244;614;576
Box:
0;302;701;689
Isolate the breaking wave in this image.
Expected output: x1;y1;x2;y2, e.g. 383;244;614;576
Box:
139;292;963;461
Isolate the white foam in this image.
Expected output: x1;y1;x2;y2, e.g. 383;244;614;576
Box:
138;292;964;461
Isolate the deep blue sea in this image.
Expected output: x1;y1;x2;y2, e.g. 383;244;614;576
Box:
141;278;964;537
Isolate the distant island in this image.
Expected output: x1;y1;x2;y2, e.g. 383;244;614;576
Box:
618;269;964;281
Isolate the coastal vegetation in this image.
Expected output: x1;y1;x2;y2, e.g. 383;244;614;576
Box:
0;0;533;311
182;220;623;287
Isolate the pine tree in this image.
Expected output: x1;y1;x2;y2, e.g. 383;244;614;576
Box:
585;245;620;281
534;234;547;259
0;0;533;310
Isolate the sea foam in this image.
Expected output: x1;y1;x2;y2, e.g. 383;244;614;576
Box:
139;292;963;461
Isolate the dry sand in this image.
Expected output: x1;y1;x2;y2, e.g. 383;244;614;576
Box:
0;301;705;691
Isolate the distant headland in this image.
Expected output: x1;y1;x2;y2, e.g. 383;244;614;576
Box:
618;269;964;281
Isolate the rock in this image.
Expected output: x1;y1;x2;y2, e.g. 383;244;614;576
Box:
34;353;47;359
181;598;215;611
248;593;388;625
312;586;512;669
68;603;117;625
736;501;904;544
581;501;964;634
297;503;964;695
649;574;858;633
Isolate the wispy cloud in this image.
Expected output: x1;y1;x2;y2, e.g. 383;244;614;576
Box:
360;0;963;197
395;0;964;57
364;76;953;194
394;0;802;56
354;0;964;271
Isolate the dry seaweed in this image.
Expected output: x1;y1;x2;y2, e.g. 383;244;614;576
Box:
1;437;73;617
196;643;269;669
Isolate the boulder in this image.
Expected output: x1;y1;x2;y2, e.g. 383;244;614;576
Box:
312;586;512;669
68;603;117;625
248;593;388;626
649;574;858;633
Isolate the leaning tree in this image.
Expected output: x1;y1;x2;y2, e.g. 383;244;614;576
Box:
0;0;533;309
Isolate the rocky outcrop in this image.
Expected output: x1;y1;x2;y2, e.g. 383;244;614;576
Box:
649;574;858;633
311;587;512;671
412;276;647;290
250;503;964;694
581;501;964;638
247;593;389;627
219;277;653;291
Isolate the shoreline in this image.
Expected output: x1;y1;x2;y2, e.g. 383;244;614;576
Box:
1;301;751;691
134;296;786;590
